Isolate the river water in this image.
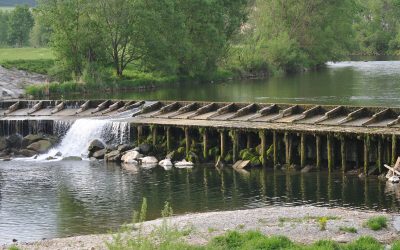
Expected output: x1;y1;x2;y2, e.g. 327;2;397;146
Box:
1;59;400;243
87;58;400;107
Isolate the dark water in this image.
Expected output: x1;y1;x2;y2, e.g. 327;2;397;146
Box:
80;59;400;107
0;160;399;243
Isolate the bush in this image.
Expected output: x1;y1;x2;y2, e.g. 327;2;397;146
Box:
364;216;388;231
339;226;357;234
343;236;383;250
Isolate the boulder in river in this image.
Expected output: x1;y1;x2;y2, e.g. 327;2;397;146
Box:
301;165;315;173
18;149;37;157
27;140;52;153
21;134;44;148
141;156;158;164
93;149;108;159
105;150;122;162
175;159;194;169
117;144;132;153
159;159;173;170
63;156;83;161
121;150;143;163
0;137;8;151
88;139;106;155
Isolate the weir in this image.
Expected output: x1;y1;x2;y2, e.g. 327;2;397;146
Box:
1;99;400;174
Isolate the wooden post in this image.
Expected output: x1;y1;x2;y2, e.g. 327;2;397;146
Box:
273;131;278;168
220;130;226;159
152;126;157;146
341;136;346;172
300;133;306;168
284;132;292;166
327;134;333;171
185;127;190;157
392;134;397;166
232;130;239;163
137;126;143;145
166;127;171;153
260;130;267;167
316;135;321;169
203;129;208;160
377;137;382;173
364;135;370;175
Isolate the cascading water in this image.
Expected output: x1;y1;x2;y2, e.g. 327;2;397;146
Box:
39;118;130;160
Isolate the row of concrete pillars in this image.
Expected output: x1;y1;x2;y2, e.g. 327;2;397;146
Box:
134;125;398;174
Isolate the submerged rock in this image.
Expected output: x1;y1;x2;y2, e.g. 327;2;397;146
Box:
175;159;194;169
301;165;315;173
122;150;143;163
27;140;52;153
62;156;82;161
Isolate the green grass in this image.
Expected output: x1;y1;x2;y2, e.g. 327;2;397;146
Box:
364;216;388;231
0;47;54;74
339;226;358;234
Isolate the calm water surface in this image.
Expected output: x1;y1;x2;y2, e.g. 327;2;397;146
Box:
82;59;400;107
1;160;400;243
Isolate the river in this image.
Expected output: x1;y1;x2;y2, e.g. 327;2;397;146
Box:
1;59;400;243
87;58;400;107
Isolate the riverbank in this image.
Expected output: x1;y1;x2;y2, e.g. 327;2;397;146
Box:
5;206;399;250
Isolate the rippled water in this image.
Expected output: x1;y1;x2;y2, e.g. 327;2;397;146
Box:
75;58;400;107
1;160;399;243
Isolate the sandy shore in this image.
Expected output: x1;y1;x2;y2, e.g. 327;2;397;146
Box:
4;206;400;250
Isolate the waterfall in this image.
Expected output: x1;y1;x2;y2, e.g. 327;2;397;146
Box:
41;118;130;159
53;120;74;138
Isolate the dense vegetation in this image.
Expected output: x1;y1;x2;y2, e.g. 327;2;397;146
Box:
1;0;400;97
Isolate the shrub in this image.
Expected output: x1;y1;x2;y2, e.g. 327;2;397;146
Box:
343;236;383;250
318;217;328;231
339;226;357;234
364;216;388;231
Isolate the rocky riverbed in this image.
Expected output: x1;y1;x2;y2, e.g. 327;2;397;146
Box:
3;206;399;250
0;66;47;100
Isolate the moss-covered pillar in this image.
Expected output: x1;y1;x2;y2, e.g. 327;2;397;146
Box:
152;126;157;146
377;137;382;173
203;129;208;161
392;134;397;166
300;133;306;168
246;133;252;149
273;131;278;168
232;130;239;163
316;135;321;169
220;130;226;159
166;127;171;153
259;130;267;167
137;126;143;145
284;132;292;166
185;127;190;157
364;135;370;175
340;136;346;172
327;134;334;171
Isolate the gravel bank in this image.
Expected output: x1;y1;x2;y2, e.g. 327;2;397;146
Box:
0;66;47;100
4;206;400;250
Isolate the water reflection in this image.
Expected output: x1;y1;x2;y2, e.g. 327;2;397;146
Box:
0;160;400;243
63;59;400;107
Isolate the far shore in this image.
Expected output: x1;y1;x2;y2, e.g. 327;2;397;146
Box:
4;206;400;250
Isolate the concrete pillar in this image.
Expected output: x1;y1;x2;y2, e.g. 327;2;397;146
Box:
284;132;292;166
166;127;171;153
137;126;143;145
260;130;267;167
185;127;190;156
203;129;208;160
364;136;370;175
220;130;226;159
273;131;278;168
340;137;346;172
316;135;321;169
327;134;334;171
392;134;397;166
300;134;306;167
247;133;252;148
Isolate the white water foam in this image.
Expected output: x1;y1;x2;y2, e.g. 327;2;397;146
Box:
38;118;130;160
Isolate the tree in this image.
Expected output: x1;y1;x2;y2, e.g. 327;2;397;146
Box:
8;5;34;47
96;0;144;77
0;10;9;46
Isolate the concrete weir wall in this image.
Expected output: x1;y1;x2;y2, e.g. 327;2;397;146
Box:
1;99;400;174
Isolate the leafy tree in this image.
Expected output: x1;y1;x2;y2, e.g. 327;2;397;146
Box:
0;10;9;46
8;5;34;47
29;8;51;47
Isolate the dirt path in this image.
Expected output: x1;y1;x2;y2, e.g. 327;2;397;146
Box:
4;206;400;250
0;66;47;100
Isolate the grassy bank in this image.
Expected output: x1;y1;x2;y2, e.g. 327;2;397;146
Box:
0;47;54;74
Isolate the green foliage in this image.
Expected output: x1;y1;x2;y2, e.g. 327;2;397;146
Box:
0;10;9;45
7;5;34;47
239;148;261;166
1;59;53;74
7;246;21;250
344;236;382;250
364;216;388;231
318;217;328;231
339;227;357;234
392;240;400;250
